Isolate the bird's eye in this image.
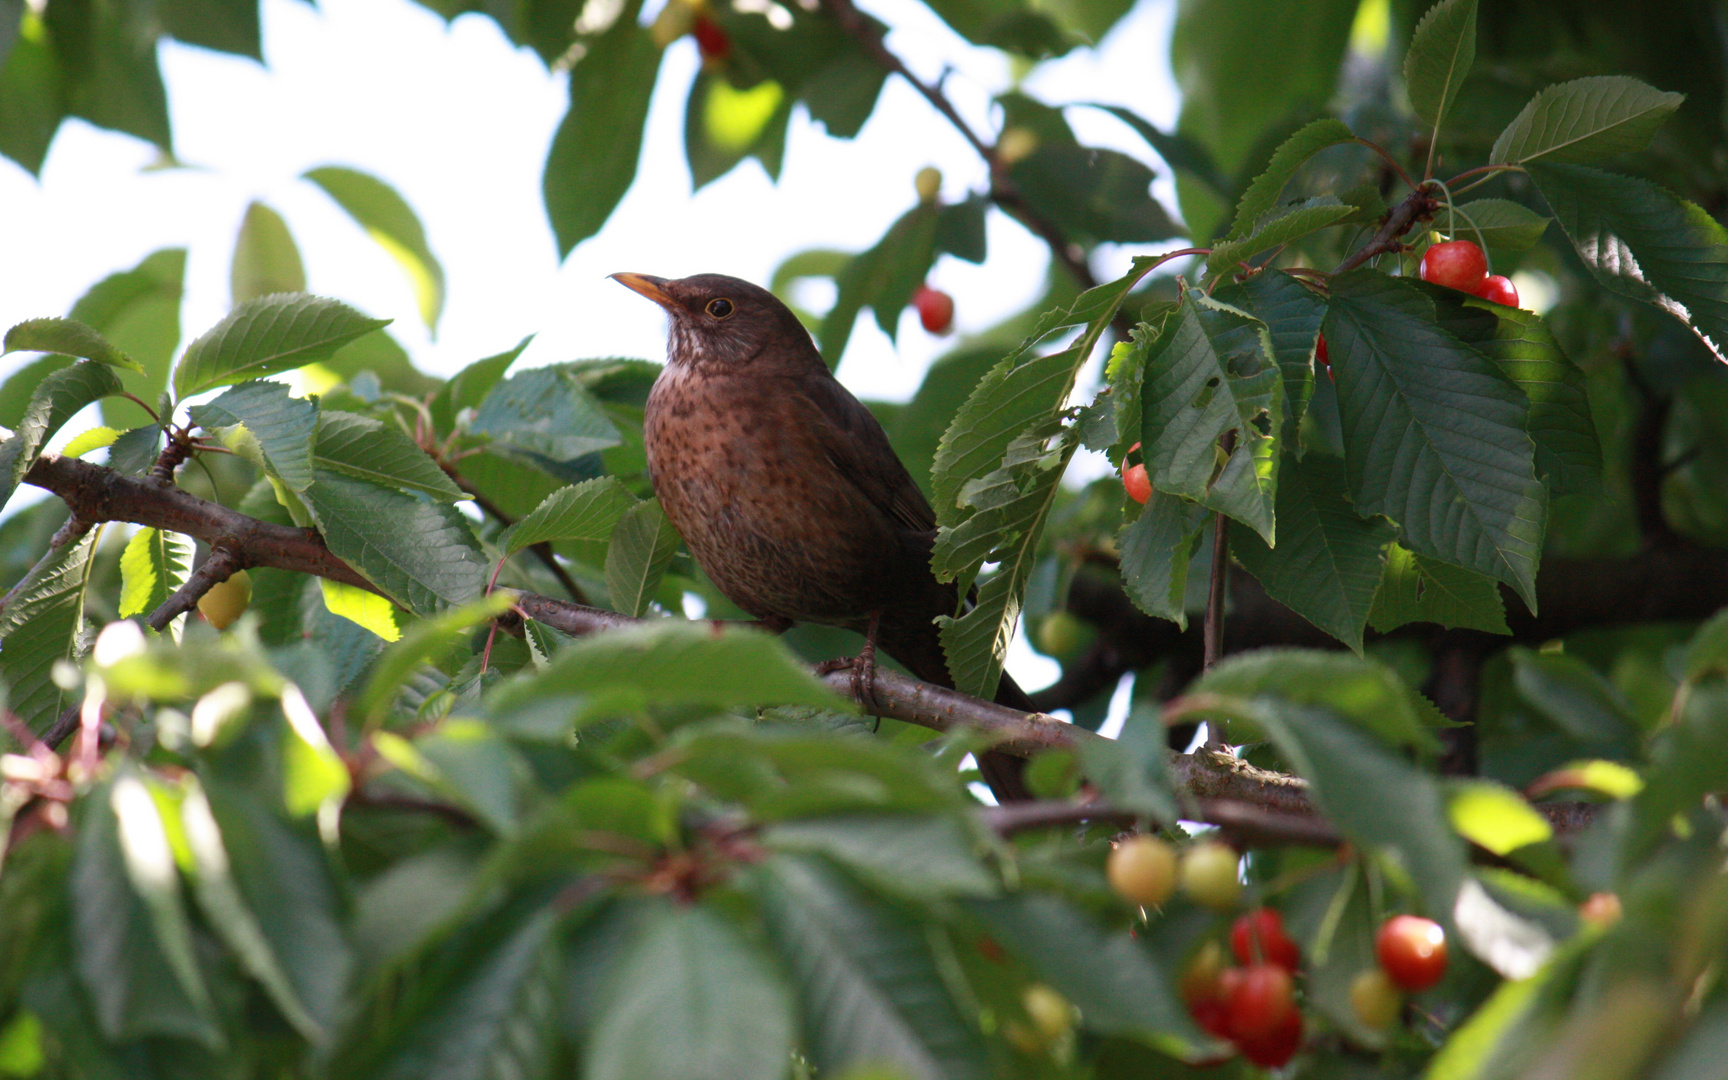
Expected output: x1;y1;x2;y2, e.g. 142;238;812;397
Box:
705;298;735;319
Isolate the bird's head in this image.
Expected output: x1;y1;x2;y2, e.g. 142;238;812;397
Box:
611;272;815;374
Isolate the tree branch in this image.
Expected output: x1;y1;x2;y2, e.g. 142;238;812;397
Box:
1332;185;1441;275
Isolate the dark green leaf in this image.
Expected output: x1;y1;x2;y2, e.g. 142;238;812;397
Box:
935;194;988;264
819;204;940;365
1230;453;1396;652
471;365;623;465
1219;269;1325;437
1491;76;1684;166
588;902;794;1080
760;855;993;1080
1008;144;1180;247
1223;118;1354;241
603;497;680;617
230;201;307;305
314;410;464;501
1074;703;1178;822
0;530;96;731
1116;490;1207;629
1509;647;1637;746
0;17;67;176
1207;196;1356;275
1325;271;1544;609
1200;647;1443;751
3;316;142;372
761;814;997;900
1369;544;1510;635
428;336;531;434
0;361;125;510
0;353;74;429
189;379;320;493
46;0;171;151
1528;162;1728;363
304;471;487;615
304;166;446;331
920;0;1070;57
544;12;660;255
1450;198;1551;265
1085;103;1230;198
1403;0;1477;132
161;0;260;58
500;477;636;555
71;248;184;431
173;293;392;400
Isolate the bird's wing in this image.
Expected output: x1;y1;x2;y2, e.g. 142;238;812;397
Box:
796;372;938;535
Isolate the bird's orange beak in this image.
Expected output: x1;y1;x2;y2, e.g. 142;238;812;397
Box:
610;272;677;312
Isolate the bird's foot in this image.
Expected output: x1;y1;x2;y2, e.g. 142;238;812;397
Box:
815;612;882;713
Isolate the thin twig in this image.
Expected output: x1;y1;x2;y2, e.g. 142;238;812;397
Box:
1332;185;1441;275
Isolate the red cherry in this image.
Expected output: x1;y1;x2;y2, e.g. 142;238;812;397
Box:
1315;332;1333;381
1230;909;1301;973
1376;914;1448;991
1475;274;1519;307
692;14;730;61
1420;239;1488;293
913;284;954;334
1122;463;1152;504
1223;963;1296;1041
1237;1006;1303;1068
1179;942;1233;1039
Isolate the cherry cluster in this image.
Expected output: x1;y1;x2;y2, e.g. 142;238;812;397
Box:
1107;835;1451;1070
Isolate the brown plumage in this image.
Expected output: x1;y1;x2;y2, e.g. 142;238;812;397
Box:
614;271;1031;801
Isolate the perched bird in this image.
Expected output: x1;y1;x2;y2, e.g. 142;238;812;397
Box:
613;271;1032;801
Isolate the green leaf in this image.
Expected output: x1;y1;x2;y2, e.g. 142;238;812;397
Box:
818;204;941;366
1230;453;1396;652
500;477;636;556
1220;269;1325;437
0;530;97;731
0;14;67;176
1403;0;1477;131
471;365;623;465
107;423;164;476
1681;607;1728;683
179;780;325;1042
1325;271;1544;610
0;361;125;509
1073;702;1178;822
1201;647;1444;751
930;259;1157;696
761;813;997;900
967;894;1196;1051
1138;295;1283;543
1008;143;1181;247
427;337;530;434
1450;198;1551;265
1490;76;1684;166
684;70;791;191
73;774;218;1046
1085;102;1231;198
189;379;320;493
604;497;681;617
172;293;391;400
1207;196;1357;274
3;316;143;372
1447;779;1552;856
304;470;487;615
304;166;446;331
61;425;120;459
1509;647;1637;746
935;194;988;264
117;527;193;635
70;248;185;431
673;729;965;821
1369;544;1510;635
485;620;847;721
230;201;307;305
919;0;1070;57
588;902;794;1080
413;719;531;834
760;855;993;1080
1224;118;1354;241
1116;490;1207;629
0;353;74;429
313;410;464;501
544;11;660;256
1528;162;1728;363
355;593;514;726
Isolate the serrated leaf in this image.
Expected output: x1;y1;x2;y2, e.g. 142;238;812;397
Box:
189;379;319;493
1490;76;1684;166
61;426;121;459
427;337;531;434
1231;453;1396;653
471;365;622;465
71;248;185;432
1139;296;1282;543
486;620;846;721
588;902;793;1080
172;293;391;400
3;317;142;372
1528;162;1728;363
760;855;992;1080
1116;489;1207;629
761;814;997;900
230;202;306;304
1224;118;1354;242
0;530;97;731
1220;269;1326;437
0;361;125;509
304;470;487;615
304;167;445;331
1403;0;1477;130
1207;197;1356;274
1325;272;1544;610
72;776;220;1047
500;477;637;556
108;424;164;476
1369;544;1510;634
355;593;514;726
967;894;1196;1051
545;12;661;255
604;497;680;617
1450;199;1551;263
313;410;463;501
117;527;193;638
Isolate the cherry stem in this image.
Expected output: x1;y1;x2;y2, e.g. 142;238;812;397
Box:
1354;137;1417;192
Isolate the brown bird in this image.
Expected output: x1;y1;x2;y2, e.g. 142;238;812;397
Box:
613;271;1032;801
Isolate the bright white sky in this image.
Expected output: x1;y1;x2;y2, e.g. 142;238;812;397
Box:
0;0;1184;705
